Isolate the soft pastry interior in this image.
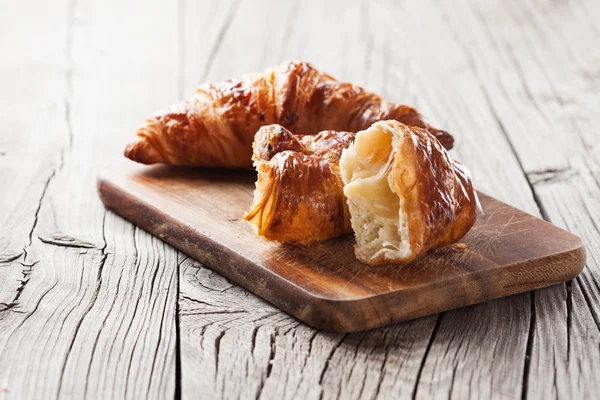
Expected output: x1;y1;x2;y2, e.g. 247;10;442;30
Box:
340;123;412;262
340;120;479;265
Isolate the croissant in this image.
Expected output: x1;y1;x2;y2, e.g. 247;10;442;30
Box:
243;125;354;245
340;120;480;265
124;61;453;168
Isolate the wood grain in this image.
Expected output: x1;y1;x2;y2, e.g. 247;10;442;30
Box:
400;1;600;397
98;162;585;332
0;0;179;397
1;0;599;398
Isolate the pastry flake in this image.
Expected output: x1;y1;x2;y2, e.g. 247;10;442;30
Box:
243;125;354;245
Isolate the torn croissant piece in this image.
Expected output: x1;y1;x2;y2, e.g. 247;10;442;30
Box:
340;120;480;265
243;125;354;245
125;60;453;168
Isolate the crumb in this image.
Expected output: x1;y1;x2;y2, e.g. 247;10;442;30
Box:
454;243;467;250
1;387;8;392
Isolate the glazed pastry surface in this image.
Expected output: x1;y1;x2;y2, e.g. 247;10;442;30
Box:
125;61;453;168
244;125;354;245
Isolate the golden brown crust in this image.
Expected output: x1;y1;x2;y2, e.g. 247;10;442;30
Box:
243;125;354;245
125;61;453;167
341;120;479;265
392;123;479;254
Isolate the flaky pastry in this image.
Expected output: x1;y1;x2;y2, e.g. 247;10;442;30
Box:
124;61;453;168
243;125;354;245
340;120;480;265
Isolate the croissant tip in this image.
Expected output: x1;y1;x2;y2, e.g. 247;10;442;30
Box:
124;138;165;165
123;141;135;159
436;130;454;150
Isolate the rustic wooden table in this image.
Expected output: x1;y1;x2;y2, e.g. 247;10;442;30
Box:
2;0;599;398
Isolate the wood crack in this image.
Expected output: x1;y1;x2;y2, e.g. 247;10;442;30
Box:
317;332;348;400
412;314;443;400
448;361;458;400
574;276;600;332
0;252;23;264
566;280;573;363
301;330;318;373
57;210;108;398
38;234;97;249
106;225;139;400
255;329;277;400
181;310;246;316
0;260;39;315
85;226;127;398
250;326;260;355
528;168;578;186
214;330;226;376
190;275;234;293
5;279;59;345
175;253;184;400
265;330;276;379
28;169;57;248
0;302;18;312
251;311;279;325
146;263;176;398
521;291;536;400
120;229;147;397
289;330;319;399
180;294;217;307
126;243;165;391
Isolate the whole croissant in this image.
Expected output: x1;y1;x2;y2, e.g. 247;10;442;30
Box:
340;120;480;265
243;125;354;245
124;61;454;168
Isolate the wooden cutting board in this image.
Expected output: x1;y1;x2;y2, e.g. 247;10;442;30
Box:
97;161;586;332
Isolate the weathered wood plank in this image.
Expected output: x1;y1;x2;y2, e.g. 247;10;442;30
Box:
495;1;600;395
0;1;70;323
398;0;600;398
1;0;598;398
175;0;563;399
0;0;180;397
0;0;70;259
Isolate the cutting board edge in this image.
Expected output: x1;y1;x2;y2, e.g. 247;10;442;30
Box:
97;172;586;332
97;174;340;327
